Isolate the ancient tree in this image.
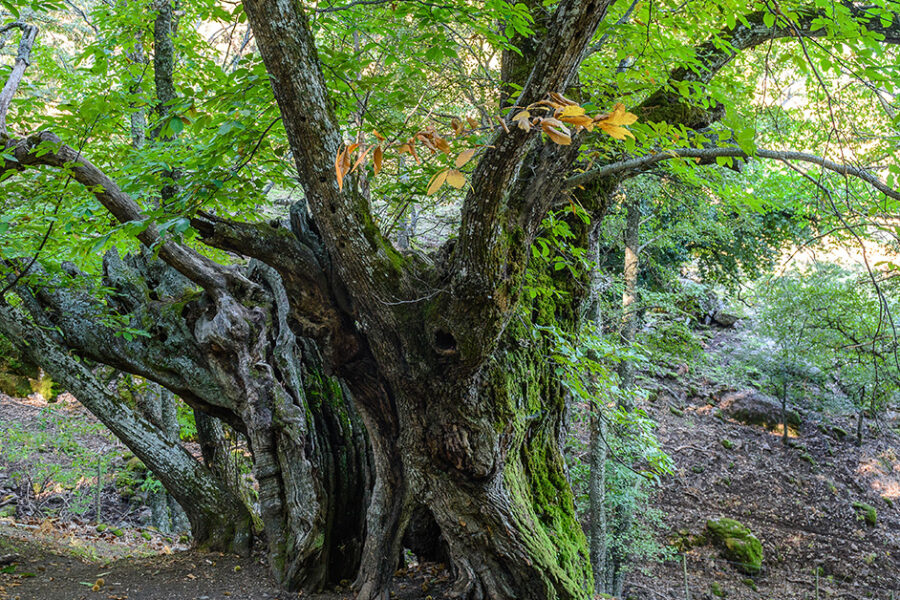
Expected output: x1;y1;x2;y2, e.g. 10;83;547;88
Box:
1;1;899;599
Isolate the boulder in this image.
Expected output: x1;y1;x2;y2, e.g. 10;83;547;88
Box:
712;310;740;327
719;390;800;429
706;518;764;574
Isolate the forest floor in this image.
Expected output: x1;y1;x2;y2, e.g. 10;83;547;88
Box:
1;323;898;600
626;325;900;600
0;394;449;600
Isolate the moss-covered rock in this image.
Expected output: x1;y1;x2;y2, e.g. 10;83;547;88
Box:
852;502;877;526
831;425;849;440
706;518;763;574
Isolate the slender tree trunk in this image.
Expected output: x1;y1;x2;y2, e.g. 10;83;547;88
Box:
585;225;608;596
589;412;607;594
604;196;642;597
856;388;866;446
618;196;641;388
782;381;789;447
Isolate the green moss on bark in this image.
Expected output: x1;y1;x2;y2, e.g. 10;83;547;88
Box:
483;298;592;599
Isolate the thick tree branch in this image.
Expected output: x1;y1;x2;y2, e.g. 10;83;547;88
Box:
0;300;252;553
637;4;900;126
448;0;615;358
0;22;37;136
2;131;238;294
565;146;900;200
191;211;364;367
241;0;402;308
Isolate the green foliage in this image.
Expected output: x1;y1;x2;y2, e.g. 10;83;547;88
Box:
753;263;900;415
175;399;197;442
597;175;812;293
0;403;119;518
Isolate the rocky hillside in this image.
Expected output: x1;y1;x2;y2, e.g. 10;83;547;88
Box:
627;330;900;600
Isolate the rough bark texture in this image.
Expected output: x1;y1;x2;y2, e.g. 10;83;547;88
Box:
4;251;371;591
0;22;37;136
0;302;251;554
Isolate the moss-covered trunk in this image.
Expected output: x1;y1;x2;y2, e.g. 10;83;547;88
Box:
388;310;591;600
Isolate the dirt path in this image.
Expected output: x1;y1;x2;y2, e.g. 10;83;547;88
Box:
626;328;900;600
1;534;282;600
0;533;449;600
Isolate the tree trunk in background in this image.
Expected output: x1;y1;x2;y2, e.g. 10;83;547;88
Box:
782;381;790;447
618;196;641;389
133;380;183;533
856;388;866;446
605;196;642;597
586;226;608;597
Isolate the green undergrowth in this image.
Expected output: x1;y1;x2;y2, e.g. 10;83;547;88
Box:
0;401;125;519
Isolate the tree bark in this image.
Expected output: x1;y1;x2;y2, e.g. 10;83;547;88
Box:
0;302;252;554
5;252;372;592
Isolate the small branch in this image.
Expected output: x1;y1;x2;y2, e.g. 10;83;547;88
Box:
565;146;900;201
0;22;38;136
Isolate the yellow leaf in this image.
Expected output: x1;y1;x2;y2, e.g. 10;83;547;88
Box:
417;133;438;153
559;105;586;118
343;143;358;174
446;169;466;189
599;122;634;140
545;127;572;145
541;119;572;145
466;116;479;129
349;146;370;174
517;117;532;132
604;103;638;126
560;114;595;130
541;117;566;129
372;129;385;141
373;146;383;176
455;148;476;168
426;169;449;195
512;110;530;121
434;136;451;154
451;117;464;135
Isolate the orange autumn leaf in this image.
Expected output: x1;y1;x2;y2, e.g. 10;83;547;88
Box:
373;146;383;176
455;148;476;168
